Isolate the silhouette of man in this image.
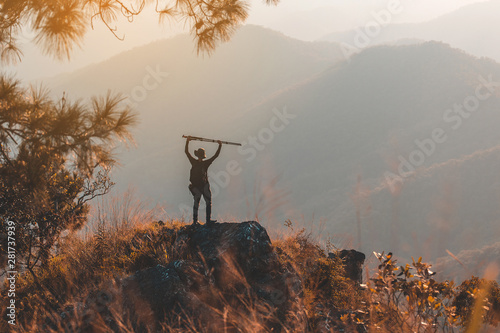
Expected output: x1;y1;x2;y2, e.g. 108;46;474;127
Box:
185;136;222;225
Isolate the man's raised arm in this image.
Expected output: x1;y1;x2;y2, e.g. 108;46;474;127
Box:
207;140;222;164
185;137;195;163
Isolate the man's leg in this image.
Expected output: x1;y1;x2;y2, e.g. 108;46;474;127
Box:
202;183;213;224
191;186;202;224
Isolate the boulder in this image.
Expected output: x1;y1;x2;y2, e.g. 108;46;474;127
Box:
122;221;306;332
329;249;366;284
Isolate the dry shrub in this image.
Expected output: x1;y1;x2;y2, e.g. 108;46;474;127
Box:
3;213;499;332
273;227;362;331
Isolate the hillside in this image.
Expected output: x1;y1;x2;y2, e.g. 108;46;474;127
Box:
2;218;499;332
321;0;500;62
44;25;345;211
44;27;500;274
228;41;500;265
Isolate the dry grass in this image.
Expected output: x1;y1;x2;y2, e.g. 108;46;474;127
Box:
1;197;499;332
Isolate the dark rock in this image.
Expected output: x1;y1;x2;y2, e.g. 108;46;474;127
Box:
121;221;306;332
329;249;366;284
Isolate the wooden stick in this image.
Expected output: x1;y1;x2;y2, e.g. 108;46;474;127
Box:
182;135;241;146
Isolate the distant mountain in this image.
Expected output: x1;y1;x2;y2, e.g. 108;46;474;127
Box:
435;240;500;282
45;24;345;217
321;0;500;62
46;26;500;277
218;41;500;270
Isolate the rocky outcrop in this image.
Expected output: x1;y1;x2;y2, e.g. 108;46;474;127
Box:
328;249;366;284
57;221;367;332
122;221;306;332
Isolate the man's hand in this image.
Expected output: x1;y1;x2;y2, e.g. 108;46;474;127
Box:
186;136;192;141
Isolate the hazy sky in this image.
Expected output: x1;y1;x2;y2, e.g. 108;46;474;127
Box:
5;0;490;81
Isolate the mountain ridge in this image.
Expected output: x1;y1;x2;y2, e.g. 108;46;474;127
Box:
42;27;500;275
320;0;500;62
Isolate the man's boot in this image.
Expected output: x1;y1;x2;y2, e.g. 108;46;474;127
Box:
206;205;216;226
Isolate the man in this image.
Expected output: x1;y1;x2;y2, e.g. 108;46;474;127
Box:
185;136;222;225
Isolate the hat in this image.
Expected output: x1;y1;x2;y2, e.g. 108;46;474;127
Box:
194;148;206;158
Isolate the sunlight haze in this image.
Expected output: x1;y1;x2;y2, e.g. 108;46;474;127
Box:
3;0;500;330
6;0;489;80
